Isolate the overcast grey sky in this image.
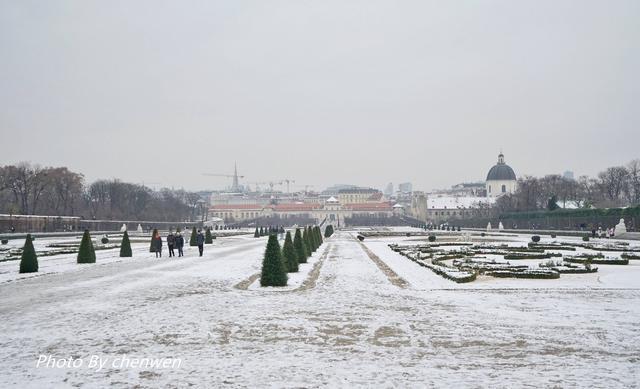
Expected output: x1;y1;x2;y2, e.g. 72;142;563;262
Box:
1;0;639;192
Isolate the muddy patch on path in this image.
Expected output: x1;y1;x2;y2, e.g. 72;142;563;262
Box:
358;241;409;289
233;273;261;290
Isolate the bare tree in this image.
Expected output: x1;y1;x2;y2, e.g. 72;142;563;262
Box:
624;159;640;205
598;166;628;204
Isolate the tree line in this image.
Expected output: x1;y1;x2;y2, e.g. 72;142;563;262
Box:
496;159;640;212
0;162;206;221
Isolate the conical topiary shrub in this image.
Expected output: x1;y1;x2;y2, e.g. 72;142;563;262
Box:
307;226;315;252
205;228;213;244
282;231;298;273
260;234;288;287
150;228;158;252
120;230;132;257
324;225;334;238
190;227;197;246
77;229;96;263
303;227;312;256
293;228;308;264
315;226;323;246
254;227;260;238
19;234;38;273
311;226;319;251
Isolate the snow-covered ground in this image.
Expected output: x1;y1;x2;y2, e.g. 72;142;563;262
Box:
0;229;639;387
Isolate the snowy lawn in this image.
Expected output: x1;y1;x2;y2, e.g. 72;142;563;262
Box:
0;229;638;387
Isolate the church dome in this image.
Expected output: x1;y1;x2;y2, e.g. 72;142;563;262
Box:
486;153;516;181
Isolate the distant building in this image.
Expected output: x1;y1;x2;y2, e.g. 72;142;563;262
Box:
424;196;495;224
384;183;394;197
563;170;575;180
398;182;413;193
486;152;517;198
337;188;383;204
209;196;395;226
432;182;486;198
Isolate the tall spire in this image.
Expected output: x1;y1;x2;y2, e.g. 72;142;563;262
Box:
232;162;239;192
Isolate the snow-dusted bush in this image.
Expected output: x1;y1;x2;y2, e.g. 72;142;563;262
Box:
531;235;541;243
120;230;132;257
19;234;38;273
282;231;298;273
428;235;436;242
101;236;109;244
77;230;96;264
293;228;308;264
260;235;287;287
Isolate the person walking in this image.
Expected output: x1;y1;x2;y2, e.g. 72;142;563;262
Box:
153;231;163;258
175;232;184;257
167;232;175;257
196;229;205;257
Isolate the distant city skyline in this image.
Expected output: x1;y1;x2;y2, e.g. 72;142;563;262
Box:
1;1;639;192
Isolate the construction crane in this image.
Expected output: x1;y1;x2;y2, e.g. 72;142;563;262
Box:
246;181;285;193
203;173;245;178
203;163;245;192
202;171;245;191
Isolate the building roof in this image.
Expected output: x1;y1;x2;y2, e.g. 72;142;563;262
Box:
346;202;393;211
486;153;516;181
326;196;339;203
210;204;263;210
338;188;379;194
273;203;321;212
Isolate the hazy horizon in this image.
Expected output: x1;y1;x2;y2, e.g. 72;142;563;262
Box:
1;1;639;192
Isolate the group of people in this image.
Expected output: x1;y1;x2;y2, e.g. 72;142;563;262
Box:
592;226;616;239
151;229;206;258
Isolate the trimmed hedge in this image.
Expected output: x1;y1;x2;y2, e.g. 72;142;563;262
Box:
77;230;96;264
564;257;629;265
487;269;560;279
120;230;132;257
19;234;38;273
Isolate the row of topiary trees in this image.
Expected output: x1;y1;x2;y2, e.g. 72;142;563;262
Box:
260;226;325;287
20;225;224;273
20;229;111;274
254;226;285;238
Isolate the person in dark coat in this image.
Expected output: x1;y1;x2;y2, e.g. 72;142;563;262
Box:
196;229;205;257
167;232;176;257
175;232;185;257
153;232;163;258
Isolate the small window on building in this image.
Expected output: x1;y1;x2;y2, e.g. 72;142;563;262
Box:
488;185;492;193
501;185;506;193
